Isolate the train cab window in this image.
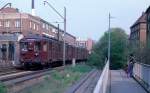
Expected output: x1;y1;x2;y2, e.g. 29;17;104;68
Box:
20;42;28;52
34;42;41;52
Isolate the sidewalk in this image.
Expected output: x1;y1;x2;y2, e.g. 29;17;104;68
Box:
111;70;146;93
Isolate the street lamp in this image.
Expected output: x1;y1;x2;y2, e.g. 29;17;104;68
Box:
108;13;114;63
44;1;66;66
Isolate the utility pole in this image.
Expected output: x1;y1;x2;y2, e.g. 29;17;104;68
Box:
43;1;66;66
31;0;35;16
108;13;115;67
108;13;111;93
63;7;66;66
108;13;111;62
57;24;60;41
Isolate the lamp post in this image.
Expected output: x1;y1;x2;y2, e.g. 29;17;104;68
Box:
44;1;66;66
108;13;111;62
108;13;114;93
108;13;114;63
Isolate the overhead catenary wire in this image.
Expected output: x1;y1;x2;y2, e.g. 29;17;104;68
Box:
0;0;8;7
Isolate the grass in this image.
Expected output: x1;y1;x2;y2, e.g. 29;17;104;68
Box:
19;64;93;93
0;82;7;93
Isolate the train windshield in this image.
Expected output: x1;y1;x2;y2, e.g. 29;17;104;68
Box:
20;42;28;52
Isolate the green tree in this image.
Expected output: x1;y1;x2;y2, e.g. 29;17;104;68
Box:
88;28;128;69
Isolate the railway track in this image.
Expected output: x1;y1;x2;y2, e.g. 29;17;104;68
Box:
0;66;25;77
0;66;64;93
0;69;23;76
66;69;101;93
0;67;63;84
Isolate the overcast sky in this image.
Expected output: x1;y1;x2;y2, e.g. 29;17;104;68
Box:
1;0;150;40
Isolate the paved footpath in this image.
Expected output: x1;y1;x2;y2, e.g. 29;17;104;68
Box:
111;70;147;93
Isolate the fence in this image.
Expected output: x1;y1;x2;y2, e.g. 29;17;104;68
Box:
133;62;150;92
93;60;110;93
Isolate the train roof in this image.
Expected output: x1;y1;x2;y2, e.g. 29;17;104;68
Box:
20;34;87;50
20;34;59;42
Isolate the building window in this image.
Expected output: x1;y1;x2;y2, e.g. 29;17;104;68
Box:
49;27;52;32
37;25;38;31
42;23;45;28
52;29;57;33
46;24;48;30
30;21;32;28
4;20;10;27
15;20;21;28
33;24;36;30
0;21;2;27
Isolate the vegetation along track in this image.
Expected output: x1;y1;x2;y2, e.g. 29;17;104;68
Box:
0;66;64;86
66;69;101;93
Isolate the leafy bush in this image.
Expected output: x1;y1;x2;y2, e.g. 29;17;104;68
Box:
88;28;128;69
0;82;7;93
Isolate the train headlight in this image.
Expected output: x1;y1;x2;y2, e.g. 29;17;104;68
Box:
35;53;39;56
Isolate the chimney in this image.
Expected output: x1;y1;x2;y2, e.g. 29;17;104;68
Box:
31;0;35;16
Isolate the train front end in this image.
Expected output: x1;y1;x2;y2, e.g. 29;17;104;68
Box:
20;37;41;68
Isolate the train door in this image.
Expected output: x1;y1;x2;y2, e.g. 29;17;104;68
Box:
72;47;75;59
55;42;58;61
66;44;68;61
53;41;57;61
69;45;72;60
34;41;41;63
57;42;61;61
60;42;63;60
51;42;54;61
42;41;48;62
48;41;52;62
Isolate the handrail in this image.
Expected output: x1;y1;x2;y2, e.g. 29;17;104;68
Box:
93;60;109;93
133;62;150;92
135;62;150;67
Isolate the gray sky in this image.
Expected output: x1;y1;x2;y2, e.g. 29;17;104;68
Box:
1;0;150;40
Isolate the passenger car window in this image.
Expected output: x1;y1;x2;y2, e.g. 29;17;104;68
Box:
34;42;41;52
43;43;47;52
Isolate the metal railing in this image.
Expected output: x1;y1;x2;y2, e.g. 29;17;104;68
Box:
133;62;150;91
93;60;110;93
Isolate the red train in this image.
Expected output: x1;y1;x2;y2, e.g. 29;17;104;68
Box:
19;34;88;68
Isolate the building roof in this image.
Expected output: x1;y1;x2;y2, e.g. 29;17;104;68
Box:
130;12;146;28
21;34;59;42
146;6;150;13
40;19;76;39
0;7;76;39
0;7;19;13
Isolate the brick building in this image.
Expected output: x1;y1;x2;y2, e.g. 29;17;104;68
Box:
0;7;76;45
76;38;95;54
86;38;95;53
146;6;150;46
129;12;147;48
0;7;76;66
